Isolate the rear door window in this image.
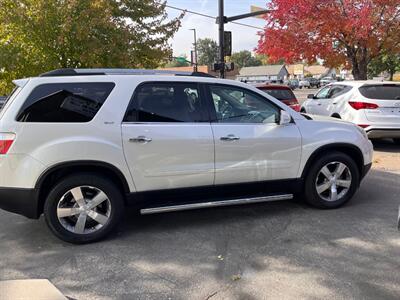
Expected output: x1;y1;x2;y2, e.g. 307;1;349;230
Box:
359;85;400;100
17;82;115;122
124;82;206;123
328;85;352;98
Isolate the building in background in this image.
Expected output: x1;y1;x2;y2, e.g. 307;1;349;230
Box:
287;64;339;79
305;65;338;79
236;65;289;83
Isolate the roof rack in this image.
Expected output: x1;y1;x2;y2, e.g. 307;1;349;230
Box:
39;68;215;78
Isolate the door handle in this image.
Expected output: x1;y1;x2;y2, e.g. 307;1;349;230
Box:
129;136;152;143
220;134;240;141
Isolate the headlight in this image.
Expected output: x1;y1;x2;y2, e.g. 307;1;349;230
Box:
355;125;368;140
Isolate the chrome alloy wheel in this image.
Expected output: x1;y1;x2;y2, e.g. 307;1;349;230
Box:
57;186;111;234
315;162;352;202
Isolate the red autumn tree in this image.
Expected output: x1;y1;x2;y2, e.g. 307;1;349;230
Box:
257;0;400;80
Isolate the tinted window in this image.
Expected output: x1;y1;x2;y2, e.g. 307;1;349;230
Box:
210;85;280;124
17;83;115;122
259;88;296;100
124;82;204;123
328;85;352;98
359;84;400;100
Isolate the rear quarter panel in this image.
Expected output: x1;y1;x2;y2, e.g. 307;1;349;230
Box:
0;76;137;191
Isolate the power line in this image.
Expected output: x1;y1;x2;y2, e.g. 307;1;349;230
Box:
165;4;265;30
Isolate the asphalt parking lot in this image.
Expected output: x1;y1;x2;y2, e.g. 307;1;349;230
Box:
0;147;399;300
0;89;399;300
294;87;320;104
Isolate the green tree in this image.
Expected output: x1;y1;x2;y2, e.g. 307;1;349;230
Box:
368;52;400;81
230;50;262;69
197;38;219;66
0;0;183;94
254;54;269;65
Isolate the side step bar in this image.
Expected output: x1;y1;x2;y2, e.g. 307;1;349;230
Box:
140;194;293;215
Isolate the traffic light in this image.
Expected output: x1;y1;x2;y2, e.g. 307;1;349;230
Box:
224;31;232;57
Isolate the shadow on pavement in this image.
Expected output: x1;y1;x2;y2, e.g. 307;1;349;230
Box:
0;169;399;299
372;139;400;153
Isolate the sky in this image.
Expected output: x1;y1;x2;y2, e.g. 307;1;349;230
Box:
165;0;269;57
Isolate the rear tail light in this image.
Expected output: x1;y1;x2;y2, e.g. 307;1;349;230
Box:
348;101;379;110
0;133;16;155
357;124;370;128
290;104;301;112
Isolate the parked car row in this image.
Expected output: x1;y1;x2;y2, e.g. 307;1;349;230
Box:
284;77;327;90
301;81;400;144
0;69;372;243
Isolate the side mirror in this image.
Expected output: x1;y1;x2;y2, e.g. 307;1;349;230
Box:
307;94;315;99
279;110;291;125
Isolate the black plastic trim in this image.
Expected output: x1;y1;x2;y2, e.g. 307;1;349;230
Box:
40;69;105;77
361;163;372;180
0;187;39;219
39;69;215;78
35;160;130;193
301;143;365;179
126;178;303;209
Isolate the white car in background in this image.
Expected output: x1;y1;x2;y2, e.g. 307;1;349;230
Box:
299;79;311;89
301;81;400;143
320;77;336;86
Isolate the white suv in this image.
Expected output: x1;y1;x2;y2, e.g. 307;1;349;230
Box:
301;81;400;143
0;69;373;243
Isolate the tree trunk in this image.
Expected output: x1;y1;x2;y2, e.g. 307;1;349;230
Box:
351;58;368;80
389;69;395;81
348;47;369;80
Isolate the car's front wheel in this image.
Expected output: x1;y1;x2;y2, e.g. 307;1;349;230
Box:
304;152;359;209
44;173;124;244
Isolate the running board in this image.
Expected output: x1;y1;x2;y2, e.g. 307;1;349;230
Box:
140;194;293;215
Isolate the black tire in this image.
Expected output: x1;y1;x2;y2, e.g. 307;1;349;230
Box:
304;151;360;209
393;138;400;145
44;173;124;244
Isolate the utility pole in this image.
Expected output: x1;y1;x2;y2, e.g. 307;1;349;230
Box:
216;2;271;79
218;0;225;78
189;29;198;72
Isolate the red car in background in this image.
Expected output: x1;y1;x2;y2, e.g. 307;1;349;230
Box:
255;84;301;112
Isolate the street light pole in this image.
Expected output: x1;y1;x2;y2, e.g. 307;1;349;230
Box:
218;0;225;78
189;29;198;72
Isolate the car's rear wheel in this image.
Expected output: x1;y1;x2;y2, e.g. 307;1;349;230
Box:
304;152;359;209
44;173;124;244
